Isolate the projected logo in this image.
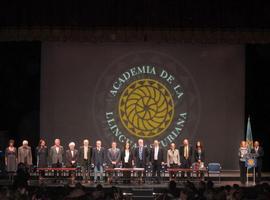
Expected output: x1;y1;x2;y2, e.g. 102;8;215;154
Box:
93;50;201;148
119;79;174;138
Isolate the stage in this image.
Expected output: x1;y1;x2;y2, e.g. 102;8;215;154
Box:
0;170;269;188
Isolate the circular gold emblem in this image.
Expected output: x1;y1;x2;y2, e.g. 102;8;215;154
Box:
248;159;255;165
119;79;174;138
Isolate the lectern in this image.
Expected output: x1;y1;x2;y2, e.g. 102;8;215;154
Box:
245;153;257;185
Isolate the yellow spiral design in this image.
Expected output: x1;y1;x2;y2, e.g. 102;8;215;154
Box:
119;79;174;138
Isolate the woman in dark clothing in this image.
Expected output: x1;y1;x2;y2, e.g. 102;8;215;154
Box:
121;142;133;183
194;141;205;164
36;139;48;178
194;141;205;178
36;139;48;168
5;139;17;179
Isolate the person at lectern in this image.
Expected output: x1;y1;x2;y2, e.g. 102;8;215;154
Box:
179;139;193;178
50;138;64;168
251;141;264;183
150;140;164;183
167;142;180;180
238;140;248;184
121;142;133;183
18;140;33;169
79;139;92;183
134;139;148;183
91;140;106;183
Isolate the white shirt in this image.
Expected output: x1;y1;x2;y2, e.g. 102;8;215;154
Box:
154;147;159;160
124;150;130;163
71;150;74;157
56;146;59;154
84;146;88;159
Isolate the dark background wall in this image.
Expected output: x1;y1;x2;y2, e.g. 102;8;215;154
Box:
0;1;269;29
0;42;41;165
246;44;270;171
0;42;270;171
40;43;245;170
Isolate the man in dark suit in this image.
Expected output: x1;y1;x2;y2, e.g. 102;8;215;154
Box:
150;140;164;183
65;142;78;180
179;139;193;178
134;139;148;182
107;141;121;168
107;141;121;183
91;140;106;183
79;139;92;183
251;141;264;183
65;142;78;167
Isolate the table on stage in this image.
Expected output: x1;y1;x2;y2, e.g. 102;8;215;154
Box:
105;168;145;183
167;168;206;181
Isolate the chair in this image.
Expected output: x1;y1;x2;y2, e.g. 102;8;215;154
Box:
207;163;222;183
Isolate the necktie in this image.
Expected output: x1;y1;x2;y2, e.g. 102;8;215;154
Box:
184;146;188;159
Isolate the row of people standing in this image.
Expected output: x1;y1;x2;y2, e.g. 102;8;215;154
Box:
5;138;205;183
5;140;32;174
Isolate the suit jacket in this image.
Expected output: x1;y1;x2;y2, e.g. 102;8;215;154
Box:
18;146;32;165
251;146;264;166
121;149;133;165
50;145;64;164
179;145;193;161
91;147;106;166
150;147;164;164
107;148;121;166
194;149;205;162
65;149;79;167
79;146;92;165
167;149;180;167
134;146;148;166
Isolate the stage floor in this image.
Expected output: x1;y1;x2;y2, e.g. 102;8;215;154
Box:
0;170;269;188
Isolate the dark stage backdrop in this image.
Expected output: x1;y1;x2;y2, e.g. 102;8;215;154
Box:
41;43;245;170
